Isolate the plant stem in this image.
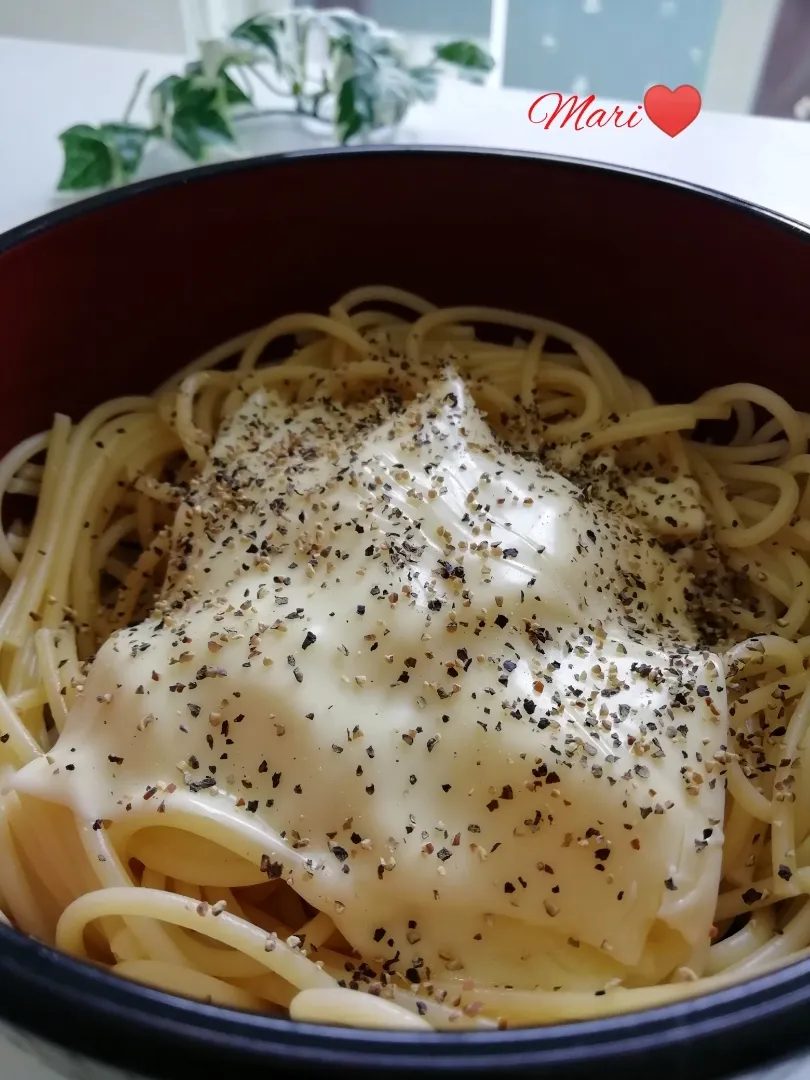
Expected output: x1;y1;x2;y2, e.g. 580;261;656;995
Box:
295;16;310;112
123;69;149;124
238;105;325;124
311;90;330;120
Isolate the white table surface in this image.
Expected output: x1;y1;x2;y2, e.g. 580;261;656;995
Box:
2;34;810;235
3;29;810;1080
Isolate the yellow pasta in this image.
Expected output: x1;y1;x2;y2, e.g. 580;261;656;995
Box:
2;287;810;1031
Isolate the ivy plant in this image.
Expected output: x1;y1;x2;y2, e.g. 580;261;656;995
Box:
57;7;493;192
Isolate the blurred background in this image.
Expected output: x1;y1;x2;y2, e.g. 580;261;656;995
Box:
0;0;807;120
1;0;809;236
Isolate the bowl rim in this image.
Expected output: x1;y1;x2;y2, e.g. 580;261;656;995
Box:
1;142;809;258
2;144;810;1080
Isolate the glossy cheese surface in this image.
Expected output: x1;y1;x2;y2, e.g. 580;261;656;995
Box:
17;369;727;990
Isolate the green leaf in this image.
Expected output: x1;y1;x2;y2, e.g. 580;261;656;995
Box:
172;120;204;159
57;125;116;191
99;122;150;179
152;74;184;112
231;13;284;68
408;64;439;104
222;71;253;105
337;75;375;143
169;81;234;161
149;76;235;161
332;30;378;141
332;25;429;135
434;40;494;74
57;121;151;190
184;58;252;106
370;61;418;126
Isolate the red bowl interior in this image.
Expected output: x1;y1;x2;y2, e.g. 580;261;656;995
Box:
1;147;808;458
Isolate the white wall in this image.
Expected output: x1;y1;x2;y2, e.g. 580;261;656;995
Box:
0;0;187;53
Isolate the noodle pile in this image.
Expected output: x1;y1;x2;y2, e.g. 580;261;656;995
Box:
1;285;810;1028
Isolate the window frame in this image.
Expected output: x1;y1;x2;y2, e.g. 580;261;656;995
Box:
701;0;782;113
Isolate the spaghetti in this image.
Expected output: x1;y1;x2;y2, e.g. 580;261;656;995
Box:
1;286;810;1030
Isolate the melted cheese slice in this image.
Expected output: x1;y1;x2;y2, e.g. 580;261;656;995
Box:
17;369;727;992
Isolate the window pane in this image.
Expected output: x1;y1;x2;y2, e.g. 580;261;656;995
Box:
364;0;491;38
503;0;723;102
293;0;491;36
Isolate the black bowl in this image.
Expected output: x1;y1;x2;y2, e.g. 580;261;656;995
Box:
1;147;809;1080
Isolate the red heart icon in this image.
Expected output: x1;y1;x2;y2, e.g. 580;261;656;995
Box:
643;84;702;137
